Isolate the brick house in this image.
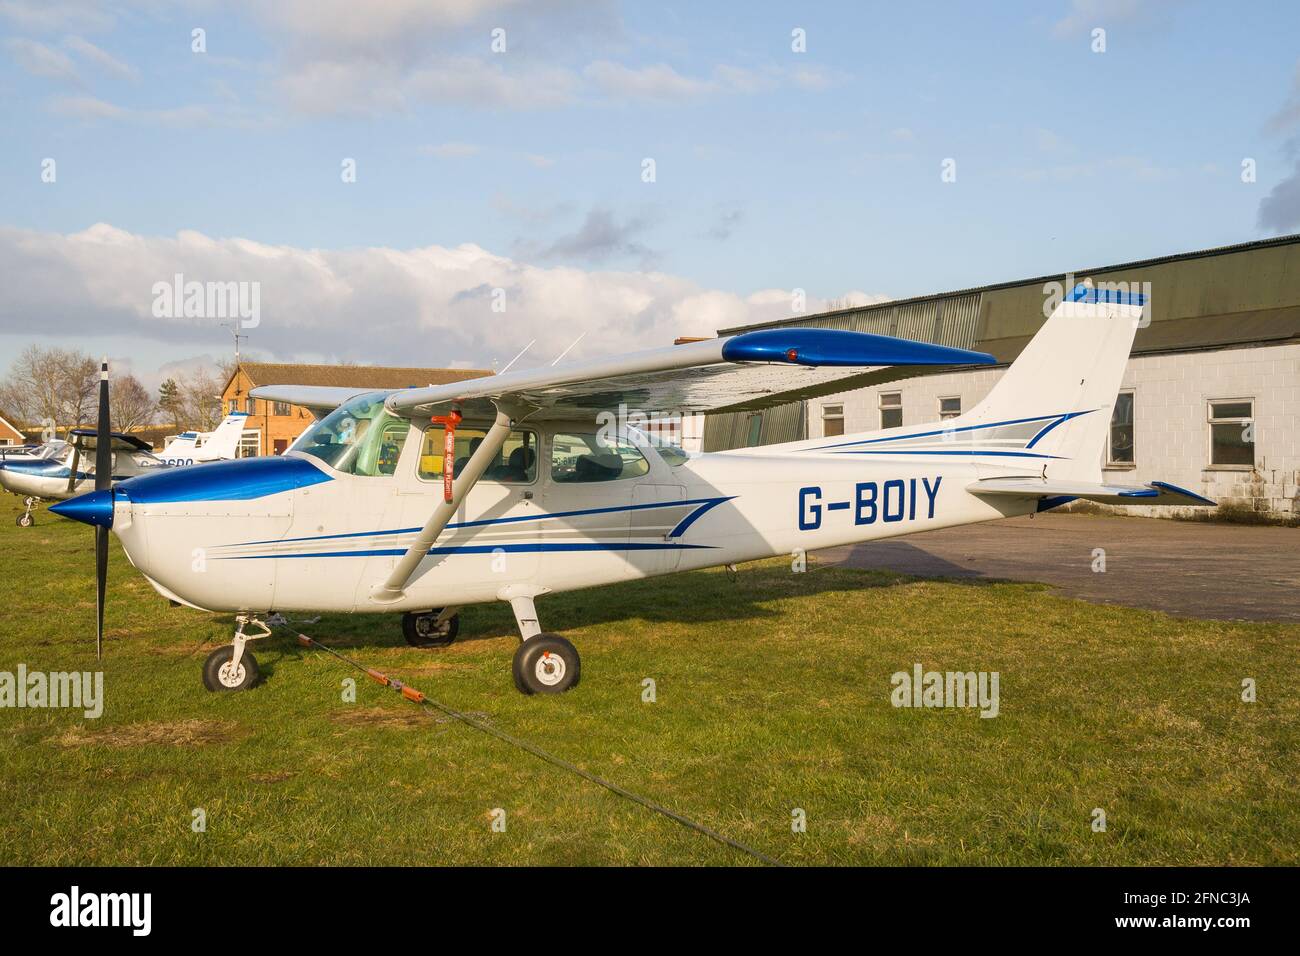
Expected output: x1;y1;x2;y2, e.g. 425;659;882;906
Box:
0;412;24;446
221;363;493;456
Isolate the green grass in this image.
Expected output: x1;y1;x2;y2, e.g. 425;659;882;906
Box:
1;497;1296;866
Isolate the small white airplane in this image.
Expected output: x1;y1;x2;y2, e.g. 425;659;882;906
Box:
158;412;249;466
0;438;67;462
0;428;167;527
53;286;1214;693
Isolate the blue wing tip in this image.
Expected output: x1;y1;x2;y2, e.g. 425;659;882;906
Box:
1150;480;1217;506
723;328;996;368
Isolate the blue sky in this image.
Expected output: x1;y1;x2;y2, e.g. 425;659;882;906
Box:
1;0;1298;386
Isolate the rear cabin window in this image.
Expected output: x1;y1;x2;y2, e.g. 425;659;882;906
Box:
418;426;538;483
550;433;650;482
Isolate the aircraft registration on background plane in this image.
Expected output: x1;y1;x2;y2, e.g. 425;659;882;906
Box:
52;286;1214;694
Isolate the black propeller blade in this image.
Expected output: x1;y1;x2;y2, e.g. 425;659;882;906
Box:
95;359;110;660
65;442;81;496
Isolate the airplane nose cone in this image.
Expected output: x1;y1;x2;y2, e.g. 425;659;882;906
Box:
50;488;115;528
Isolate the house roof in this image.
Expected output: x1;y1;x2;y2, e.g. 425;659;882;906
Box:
227;363;493;395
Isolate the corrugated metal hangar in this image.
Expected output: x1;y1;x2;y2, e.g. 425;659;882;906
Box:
705;234;1300;519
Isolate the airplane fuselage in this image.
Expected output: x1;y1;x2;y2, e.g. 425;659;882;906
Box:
99;418;1031;615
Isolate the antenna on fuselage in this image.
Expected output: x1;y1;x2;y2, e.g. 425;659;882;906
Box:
551;332;586;366
497;339;535;376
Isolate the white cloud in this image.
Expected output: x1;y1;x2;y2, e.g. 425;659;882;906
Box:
49;95;232;127
1265;60;1300;134
1052;0;1178;38
63;35;138;81
249;0;529;55
49;95;122;119
0;0;115;32
4;37;80;83
278;56;580;114
789;67;845;91
584;60;715;100
0;223;883;370
583;60;844;102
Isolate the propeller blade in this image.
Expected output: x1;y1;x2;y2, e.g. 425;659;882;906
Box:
95;359;111;492
96;525;107;660
95;358;110;659
65;444;81;495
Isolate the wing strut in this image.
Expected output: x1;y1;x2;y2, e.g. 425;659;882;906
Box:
370;405;514;603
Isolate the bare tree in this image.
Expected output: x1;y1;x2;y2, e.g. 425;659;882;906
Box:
176;366;224;432
0;345;97;436
61;353;99;430
110;374;158;431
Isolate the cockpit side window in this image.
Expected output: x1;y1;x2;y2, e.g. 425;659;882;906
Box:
291;392;411;477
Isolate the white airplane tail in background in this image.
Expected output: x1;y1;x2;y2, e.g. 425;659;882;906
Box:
201;411;249;461
958;284;1146;482
161;411;248;464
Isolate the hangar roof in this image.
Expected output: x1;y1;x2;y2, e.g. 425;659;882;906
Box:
718;233;1300;364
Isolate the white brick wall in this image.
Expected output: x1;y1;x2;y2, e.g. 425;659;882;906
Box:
809;342;1300;518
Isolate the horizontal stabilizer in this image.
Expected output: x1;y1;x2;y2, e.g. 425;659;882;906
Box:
967;477;1215;508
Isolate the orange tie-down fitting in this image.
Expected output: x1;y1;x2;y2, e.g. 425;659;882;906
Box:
429;408;463;503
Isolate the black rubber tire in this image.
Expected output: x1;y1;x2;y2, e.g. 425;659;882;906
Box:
201;645;260;692
512;634;581;695
16;513;33;528
402;610;459;648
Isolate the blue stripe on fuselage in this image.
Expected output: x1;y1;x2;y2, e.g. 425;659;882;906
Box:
218;541;716;560
116;455;332;503
230;495;737;548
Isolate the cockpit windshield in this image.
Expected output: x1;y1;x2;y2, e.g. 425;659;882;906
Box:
290;391;411;476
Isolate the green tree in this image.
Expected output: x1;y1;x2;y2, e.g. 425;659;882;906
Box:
158;379;181;428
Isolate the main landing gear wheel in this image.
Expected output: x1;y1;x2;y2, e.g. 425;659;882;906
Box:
202;645;260;692
16;512;33;528
402;610;459;648
512;634;581;695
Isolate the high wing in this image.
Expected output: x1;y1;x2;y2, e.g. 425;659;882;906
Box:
67;428;154;453
968;477;1216;507
383;328;996;420
247;385;379;419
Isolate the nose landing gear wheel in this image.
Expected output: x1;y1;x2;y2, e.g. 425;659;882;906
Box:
402;610;459;648
202;645;260;691
16;513;33;528
512;634;580;695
